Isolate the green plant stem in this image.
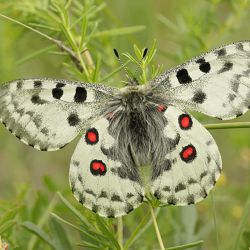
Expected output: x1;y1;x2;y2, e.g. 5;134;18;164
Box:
204;122;250;130
149;205;165;250
0;13;83;72
210;192;219;250
117;217;123;249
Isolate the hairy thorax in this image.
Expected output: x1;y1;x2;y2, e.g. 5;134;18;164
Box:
103;85;168;168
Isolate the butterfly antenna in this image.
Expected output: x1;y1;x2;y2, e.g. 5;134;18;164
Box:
113;49;133;84
133;48;148;82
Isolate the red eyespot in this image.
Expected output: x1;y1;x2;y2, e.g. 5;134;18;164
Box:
178;114;192;130
180;144;196;163
90;160;107;176
85;128;99;145
157;104;167;112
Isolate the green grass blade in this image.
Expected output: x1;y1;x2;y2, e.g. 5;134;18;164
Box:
51;213;105;246
0;220;16;234
49;217;73;250
124;212;150;249
21;221;56;249
164;240;204;250
96;216;121;250
57;192;93;229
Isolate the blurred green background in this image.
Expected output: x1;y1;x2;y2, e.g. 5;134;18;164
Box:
0;0;249;249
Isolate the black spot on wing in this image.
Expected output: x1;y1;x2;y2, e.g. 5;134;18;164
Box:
85;189;96;197
163;186;171;192
192;90;206;104
41;127;49;136
99;191;108;198
111;194;123;202
16;80;23;90
216;48;227;57
74;87;87;103
218;61;233;73
52;88;63;99
175;183;186;192
34;80;42;88
187;194;195;204
236;43;244;51
176;68;192;84
56;82;66;88
200;171;208;180
31;95;48;105
167;195;177;205
67;113;80;126
196;58;211;73
125;203;134;214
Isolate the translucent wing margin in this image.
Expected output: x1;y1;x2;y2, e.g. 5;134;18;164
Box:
151;106;222;205
0;78;115;151
150;41;250;119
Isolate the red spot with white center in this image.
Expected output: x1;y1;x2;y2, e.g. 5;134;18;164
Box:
180;144;197;163
178;114;192;130
157;104;167;112
90;160;107;176
85;128;99;145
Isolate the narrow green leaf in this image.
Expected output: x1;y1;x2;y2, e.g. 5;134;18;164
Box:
96;216;120;250
80;16;88;49
93;26;145;37
0;220;16;234
164;240;204;250
57;192;93;229
100;61;130;82
76;242;101;249
133;44;142;60
92;55;101;82
60;24;78;51
49;217;73;250
0;206;22;225
21;221;56;249
51;213;104;247
124;211;151;250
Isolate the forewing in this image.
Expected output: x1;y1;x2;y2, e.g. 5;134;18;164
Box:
151;106;222;205
0;79;115;151
69;117;144;218
151;41;250;119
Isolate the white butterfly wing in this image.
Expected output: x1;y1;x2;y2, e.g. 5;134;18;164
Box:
0;79;115;151
69;117;144;217
151;106;222;205
151;41;250;119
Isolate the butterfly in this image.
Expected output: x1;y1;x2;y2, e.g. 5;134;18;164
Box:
0;41;249;218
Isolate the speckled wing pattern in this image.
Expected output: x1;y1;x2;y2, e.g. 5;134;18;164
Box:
151;41;250;119
69;117;144;218
151;106;222;205
0;79;115;151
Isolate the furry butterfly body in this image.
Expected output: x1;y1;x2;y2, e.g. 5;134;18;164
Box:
0;41;249;217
